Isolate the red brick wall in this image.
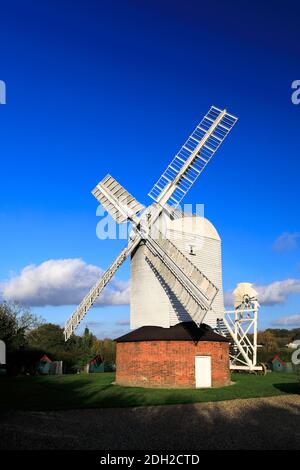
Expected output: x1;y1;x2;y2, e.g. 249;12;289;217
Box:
116;340;230;388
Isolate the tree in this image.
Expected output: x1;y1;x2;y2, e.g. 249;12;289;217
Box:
0;303;116;373
0;303;17;347
0;302;42;350
258;330;278;352
70;327;97;370
81;327;95;350
91;338;116;363
27;323;65;352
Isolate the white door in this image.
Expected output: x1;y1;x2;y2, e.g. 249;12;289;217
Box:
195;356;212;388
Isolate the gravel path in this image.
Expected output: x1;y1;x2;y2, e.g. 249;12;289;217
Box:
1;395;300;450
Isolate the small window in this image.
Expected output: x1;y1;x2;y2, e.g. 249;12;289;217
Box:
189;245;196;255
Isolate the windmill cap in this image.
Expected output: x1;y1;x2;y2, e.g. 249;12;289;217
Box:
166;214;220;241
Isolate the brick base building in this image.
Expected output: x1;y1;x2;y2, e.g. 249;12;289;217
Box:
115;322;230;388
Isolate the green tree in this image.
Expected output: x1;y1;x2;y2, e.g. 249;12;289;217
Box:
258;331;279;352
91;338;116;363
21;319;115;373
71;327;97;370
81;327;95;350
0;302;42;350
27;323;65;352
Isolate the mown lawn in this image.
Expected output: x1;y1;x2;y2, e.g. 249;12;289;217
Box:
0;372;298;411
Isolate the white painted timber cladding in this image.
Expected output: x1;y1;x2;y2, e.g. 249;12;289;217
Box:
130;215;224;329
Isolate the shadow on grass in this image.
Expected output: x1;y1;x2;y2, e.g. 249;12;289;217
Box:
0;372;299;412
0;374;116;411
273;382;300;394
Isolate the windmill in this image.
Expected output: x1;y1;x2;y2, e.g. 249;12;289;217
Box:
64;106;238;342
217;283;265;373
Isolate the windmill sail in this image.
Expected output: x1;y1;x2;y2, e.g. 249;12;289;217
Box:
148;106;238;208
64;238;139;340
92;174;145;224
233;283;258;310
146;248;206;323
145;229;218;325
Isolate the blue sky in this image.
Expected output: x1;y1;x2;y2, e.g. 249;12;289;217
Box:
1;0;300;336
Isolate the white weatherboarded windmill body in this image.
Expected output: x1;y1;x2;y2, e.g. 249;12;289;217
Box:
130;214;224;330
64;105;262;375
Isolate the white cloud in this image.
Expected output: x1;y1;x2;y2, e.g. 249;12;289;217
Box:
255;279;300;305
272;232;300;252
115;319;130;326
224;278;300;307
80;321;104;327
273;315;300;327
223;290;233;307
2;259;130;307
4;259;300;314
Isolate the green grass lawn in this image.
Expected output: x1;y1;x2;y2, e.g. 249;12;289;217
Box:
0;372;298;411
